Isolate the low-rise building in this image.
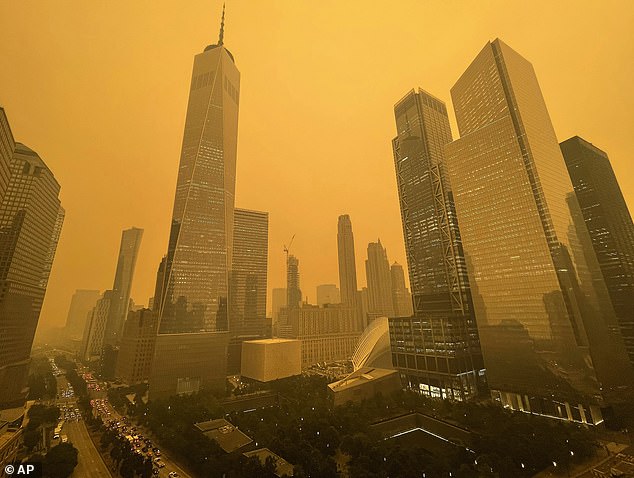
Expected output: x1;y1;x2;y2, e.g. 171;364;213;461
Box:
328;367;401;407
194;419;252;453
241;339;301;382
243;448;294;477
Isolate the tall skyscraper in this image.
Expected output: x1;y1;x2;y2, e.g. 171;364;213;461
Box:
390;88;483;401
389;263;412;317
444;39;632;423
0;142;64;406
115;308;158;385
337;215;358;307
560;136;634;366
230;208;268;334
149;8;236;398
80;291;113;362
316;284;340;306
0;107;15;202
271;288;287;323
104;227;143;344
64;289;101;342
365;241;394;317
286;255;301;309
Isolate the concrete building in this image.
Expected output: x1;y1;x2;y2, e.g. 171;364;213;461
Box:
240;338;301;382
115;308;157;385
328;367;401;407
365;241;394;317
444;38;632;422
63;289;101;343
560;136;634;367
391;87;483;401
316;284;340;306
279;304;363;368
149;9;240;398
0;141;64;407
243;448;294;478
194;418;252;453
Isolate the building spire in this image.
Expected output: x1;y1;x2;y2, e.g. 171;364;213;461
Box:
218;3;225;46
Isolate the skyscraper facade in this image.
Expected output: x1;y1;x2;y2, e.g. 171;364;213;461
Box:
286;255;301;309
389;263;413;317
115;308;158;385
444;39;632;422
64;289;101;342
149;11;236;398
230;208;268;335
0;142;64;406
560;136;634;366
337;215;358;307
365;241;394;317
0;107;14;202
80;291;113;362
271;287;287;323
104;227;143;344
390;88;482;401
316;284;340;306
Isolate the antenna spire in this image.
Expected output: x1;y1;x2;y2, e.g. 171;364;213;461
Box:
218;3;225;46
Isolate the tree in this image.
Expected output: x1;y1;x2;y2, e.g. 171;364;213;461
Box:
44;443;78;478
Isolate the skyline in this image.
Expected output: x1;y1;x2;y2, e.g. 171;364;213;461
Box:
1;1;633;329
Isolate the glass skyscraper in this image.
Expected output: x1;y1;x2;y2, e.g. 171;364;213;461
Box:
560;136;634;366
104;226;143;344
0;141;64;406
390;89;483;401
445;39;632;423
149;10;236;398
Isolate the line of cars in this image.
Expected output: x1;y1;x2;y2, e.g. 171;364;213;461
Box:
92;401;166;476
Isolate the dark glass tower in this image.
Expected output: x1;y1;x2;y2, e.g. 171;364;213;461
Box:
560;136;634;366
390;89;483;401
337;215;358;308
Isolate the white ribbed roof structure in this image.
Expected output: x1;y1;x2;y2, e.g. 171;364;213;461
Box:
351;316;392;371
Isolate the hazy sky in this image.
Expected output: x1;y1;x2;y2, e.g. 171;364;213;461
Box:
0;1;632;329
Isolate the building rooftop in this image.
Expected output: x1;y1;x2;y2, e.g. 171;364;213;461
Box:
328;367;398;393
243;448;294;477
244;338;299;345
194;418;252;453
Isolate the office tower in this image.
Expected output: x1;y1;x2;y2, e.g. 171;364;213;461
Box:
287;255;301;309
230;208;268;334
64;289;101;342
149;9;236;398
365;241;394;317
271;288;287;323
316;284;340;306
115;308;158;385
444;39;632;423
0;142;63;407
104;227;143;344
561;136;634;366
390;88;483;401
390;263;413;317
80;291;113;362
0;107;15;202
279;304;362;368
337;215;358;307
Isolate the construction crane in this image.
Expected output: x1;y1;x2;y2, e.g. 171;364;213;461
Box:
283;234;296;264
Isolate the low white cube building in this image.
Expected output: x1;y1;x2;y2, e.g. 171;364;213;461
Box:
241;338;301;382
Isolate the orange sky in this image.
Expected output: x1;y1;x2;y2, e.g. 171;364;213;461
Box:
0;1;632;329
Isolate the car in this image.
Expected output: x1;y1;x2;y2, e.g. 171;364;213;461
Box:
169;473;179;478
152;470;159;476
153;448;160;455
158;462;165;468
